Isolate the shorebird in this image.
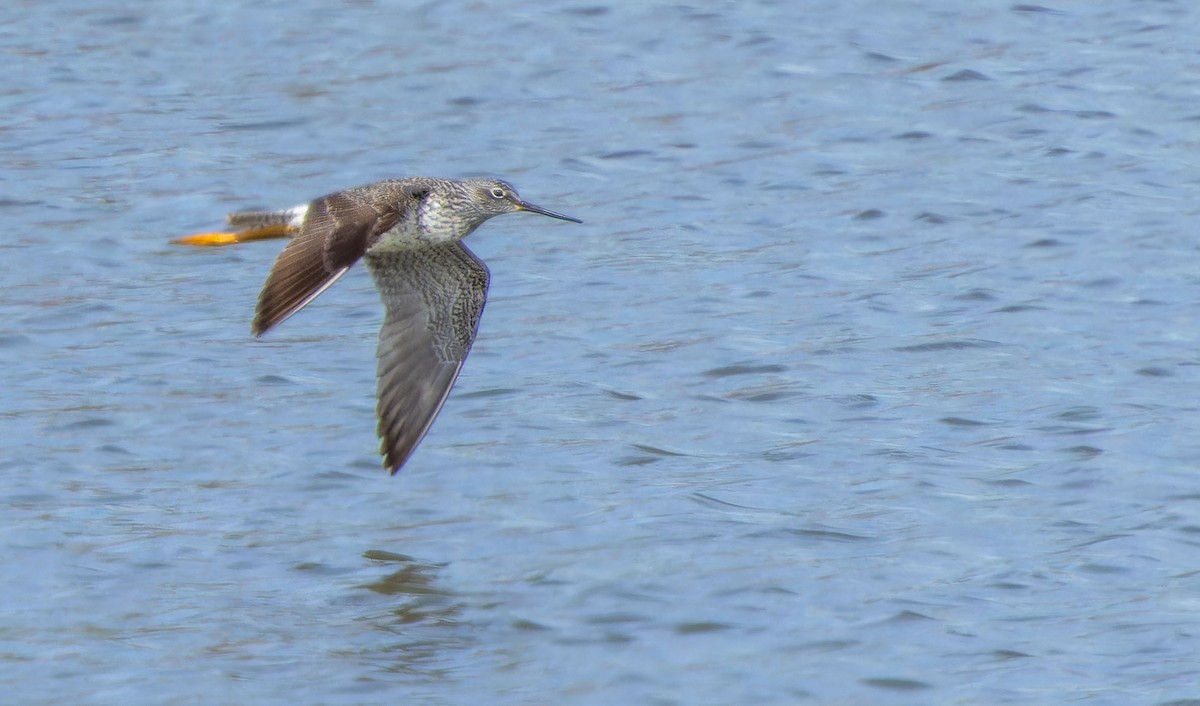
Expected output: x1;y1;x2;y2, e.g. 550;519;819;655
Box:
174;177;581;473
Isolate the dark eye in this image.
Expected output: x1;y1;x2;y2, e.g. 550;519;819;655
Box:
489;187;506;199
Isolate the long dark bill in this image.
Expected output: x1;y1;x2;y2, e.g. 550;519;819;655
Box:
518;201;583;224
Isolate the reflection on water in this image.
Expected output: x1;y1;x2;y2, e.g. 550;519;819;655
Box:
352;552;471;681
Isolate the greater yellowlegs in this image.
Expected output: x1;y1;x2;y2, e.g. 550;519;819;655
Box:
175;177;581;473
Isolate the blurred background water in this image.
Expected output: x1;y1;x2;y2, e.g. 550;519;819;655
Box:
2;1;1200;704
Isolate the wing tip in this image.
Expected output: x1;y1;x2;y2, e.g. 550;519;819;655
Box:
250;300;280;337
382;439;410;475
379;424;410;475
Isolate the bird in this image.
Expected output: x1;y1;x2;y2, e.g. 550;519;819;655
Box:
173;177;582;473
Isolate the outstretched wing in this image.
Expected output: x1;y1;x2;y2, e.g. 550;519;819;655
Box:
252;190;402;336
364;242;490;473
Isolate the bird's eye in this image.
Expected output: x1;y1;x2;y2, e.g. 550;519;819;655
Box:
489;187;506;199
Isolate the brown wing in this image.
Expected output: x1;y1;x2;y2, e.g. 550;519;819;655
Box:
252;191;400;336
364;242;490;473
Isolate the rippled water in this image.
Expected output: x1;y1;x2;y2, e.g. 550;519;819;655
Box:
3;1;1200;704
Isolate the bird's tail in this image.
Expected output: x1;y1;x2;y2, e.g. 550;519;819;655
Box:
227;209;300;229
172;205;306;247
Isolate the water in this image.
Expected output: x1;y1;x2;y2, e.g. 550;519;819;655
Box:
3;1;1200;704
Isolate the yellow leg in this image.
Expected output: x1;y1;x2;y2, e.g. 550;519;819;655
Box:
172;224;297;247
172;231;242;246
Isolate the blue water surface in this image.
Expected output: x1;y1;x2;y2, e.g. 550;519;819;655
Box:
2;2;1199;704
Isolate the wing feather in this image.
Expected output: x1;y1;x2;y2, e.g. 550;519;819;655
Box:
252;191;396;336
364;242;490;473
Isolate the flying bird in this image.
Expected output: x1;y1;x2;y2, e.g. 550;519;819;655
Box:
174;177;581;473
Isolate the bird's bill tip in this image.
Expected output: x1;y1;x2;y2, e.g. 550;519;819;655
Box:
517;201;583;224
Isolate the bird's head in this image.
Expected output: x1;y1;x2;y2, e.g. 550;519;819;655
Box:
464;179;582;225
